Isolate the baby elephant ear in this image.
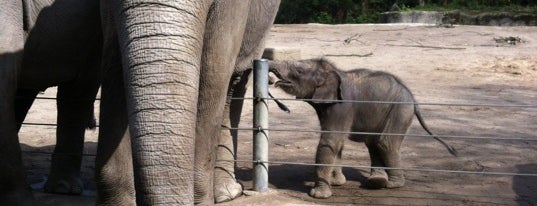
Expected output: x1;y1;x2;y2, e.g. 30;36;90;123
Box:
311;70;344;103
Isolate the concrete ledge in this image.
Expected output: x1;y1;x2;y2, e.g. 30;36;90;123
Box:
262;47;301;61
380;11;537;26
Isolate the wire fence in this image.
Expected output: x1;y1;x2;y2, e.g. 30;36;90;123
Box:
21;94;537;178
233;97;537;108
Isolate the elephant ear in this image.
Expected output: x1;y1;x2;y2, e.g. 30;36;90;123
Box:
311;65;345;103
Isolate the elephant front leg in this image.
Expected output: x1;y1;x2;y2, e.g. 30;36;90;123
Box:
0;57;35;205
310;134;345;199
331;147;346;186
214;72;249;203
0;1;35;204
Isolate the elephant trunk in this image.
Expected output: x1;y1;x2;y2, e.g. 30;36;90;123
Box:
117;1;212;205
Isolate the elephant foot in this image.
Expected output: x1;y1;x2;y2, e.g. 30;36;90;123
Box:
331;171;346;186
44;175;83;195
365;169;388;189
309;181;332;199
365;175;388;189
386;175;405;189
214;169;243;203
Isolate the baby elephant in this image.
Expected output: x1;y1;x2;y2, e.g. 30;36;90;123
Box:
268;58;456;199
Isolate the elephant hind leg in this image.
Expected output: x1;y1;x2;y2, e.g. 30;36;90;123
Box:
365;134;406;189
214;127;242;203
364;137;389;189
365;105;413;189
214;72;249;203
367;140;405;189
45;80;99;195
14;89;39;132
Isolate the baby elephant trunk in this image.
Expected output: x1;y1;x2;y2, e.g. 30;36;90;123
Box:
267;60;289;80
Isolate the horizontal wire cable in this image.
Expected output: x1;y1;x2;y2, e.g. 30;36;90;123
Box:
19;150;537;177
32;96;537;108
19;123;536;141
21;122;59;127
21;150;96;157
231;97;537;108
227;127;537;141
21;122;100;127
33;96;57;100
217;159;537;177
34;96;101;101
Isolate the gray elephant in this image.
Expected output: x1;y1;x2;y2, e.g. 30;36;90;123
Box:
95;0;281;205
268;58;457;199
1;0;101;204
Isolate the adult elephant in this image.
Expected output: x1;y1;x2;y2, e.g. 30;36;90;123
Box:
1;0;101;204
96;0;280;205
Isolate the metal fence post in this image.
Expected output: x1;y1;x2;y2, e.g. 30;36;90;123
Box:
253;59;269;192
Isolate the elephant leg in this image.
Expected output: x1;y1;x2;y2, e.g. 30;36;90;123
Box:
95;79;134;206
0;65;34;205
366;109;410;189
44;75;99;194
95;13;135;204
0;0;35;205
310;133;346;199
214;71;250;203
14;89;39;132
364;137;389;189
195;3;250;205
378;135;405;189
0;59;34;205
331;146;346;186
380;107;413;189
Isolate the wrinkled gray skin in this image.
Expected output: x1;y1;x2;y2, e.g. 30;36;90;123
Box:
1;0;101;204
97;0;280;205
269;58;457;199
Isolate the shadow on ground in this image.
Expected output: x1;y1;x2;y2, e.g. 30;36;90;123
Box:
513;164;537;206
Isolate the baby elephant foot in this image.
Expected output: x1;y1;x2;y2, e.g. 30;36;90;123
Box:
331;171;346;186
386;175;405;188
214;170;243;203
365;169;388;189
309;181;332;199
44;175;83;195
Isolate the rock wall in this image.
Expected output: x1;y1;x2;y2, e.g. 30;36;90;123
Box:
380;11;537;26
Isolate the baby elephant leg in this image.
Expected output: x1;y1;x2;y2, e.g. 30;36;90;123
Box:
381;137;405;189
364;138;389;189
331;147;346;186
366;135;405;189
310;134;345;198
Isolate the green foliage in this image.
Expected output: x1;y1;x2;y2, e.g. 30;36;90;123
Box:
351;12;382;23
311;12;335;24
275;0;537;24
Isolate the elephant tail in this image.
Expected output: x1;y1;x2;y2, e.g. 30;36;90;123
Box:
414;104;458;157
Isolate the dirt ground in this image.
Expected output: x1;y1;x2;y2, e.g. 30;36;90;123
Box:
19;23;537;205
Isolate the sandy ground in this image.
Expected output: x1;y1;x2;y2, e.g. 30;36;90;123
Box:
19;24;537;205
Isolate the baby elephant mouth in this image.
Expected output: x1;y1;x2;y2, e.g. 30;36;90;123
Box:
274;80;292;88
269;70;289;87
269;69;286;87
